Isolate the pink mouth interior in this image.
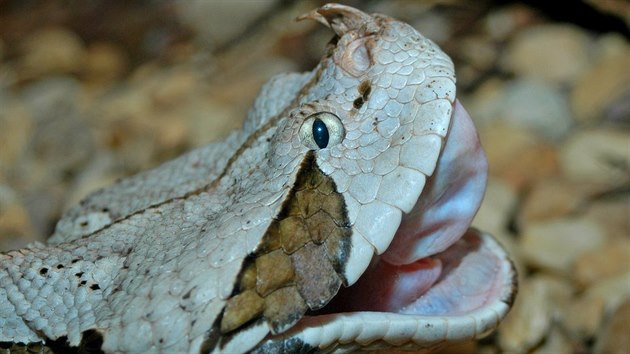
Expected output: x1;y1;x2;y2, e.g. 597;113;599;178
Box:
318;101;502;316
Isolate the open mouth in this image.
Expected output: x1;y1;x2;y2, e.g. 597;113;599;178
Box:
262;101;517;351
322;100;516;317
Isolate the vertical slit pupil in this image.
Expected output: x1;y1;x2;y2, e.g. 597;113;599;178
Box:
312;118;329;149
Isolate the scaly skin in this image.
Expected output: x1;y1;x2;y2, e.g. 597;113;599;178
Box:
0;4;516;354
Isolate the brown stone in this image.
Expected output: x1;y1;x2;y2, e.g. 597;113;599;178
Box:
521;218;607;273
500;24;592;84
573;239;630;288
19;27;86;79
519;179;587;225
559;129;630;189
571;48;630;124
594;298;630;354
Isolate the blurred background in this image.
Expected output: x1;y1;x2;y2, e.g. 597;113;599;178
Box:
0;0;628;353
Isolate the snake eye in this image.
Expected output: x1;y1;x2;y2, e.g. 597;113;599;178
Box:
299;112;345;150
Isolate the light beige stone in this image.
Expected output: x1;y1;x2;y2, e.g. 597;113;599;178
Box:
559;129;630;188
564;292;606;339
498;78;573;140
501;24;593;84
584;199;630;240
19;27;86;79
83;42;128;88
519;179;588;225
478;121;539;177
571;51;630;124
594;298;630;354
473;178;518;236
498;141;559;191
521;218;607;273
0;99;33;166
573;239;630;288
498;275;557;353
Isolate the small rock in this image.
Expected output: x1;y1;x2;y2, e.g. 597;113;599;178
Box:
456;35;499;88
594;298;630;354
0;185;38;251
497;141;559;191
571;49;630;124
559;129;630;188
586;272;630;315
20;77;94;185
175;0;277;49
573;239;630;288
564;294;607;339
19;27;86;80
484;4;538;40
501;24;593;85
498;79;574;140
498;275;566;353
521;218;607;274
0;96;33;166
82;42;129;88
519;179;588;225
534;325;576;354
584;199;630;240
478;121;539;176
473;178;518;236
564;273;630;340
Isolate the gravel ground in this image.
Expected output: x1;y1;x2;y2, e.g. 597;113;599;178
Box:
0;1;628;353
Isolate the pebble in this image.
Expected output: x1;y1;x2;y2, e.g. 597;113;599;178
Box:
583;199;630;240
521;218;607;274
19;77;93;185
473;178;518;237
565;273;630;343
519;178;587;225
500;24;593;85
82;42;129;88
0;185;37;250
0;96;33;166
497;78;574;140
559;129;630;188
484;4;538;40
594;298;630;354
175;0;277;49
478;121;539;176
571;37;630;124
573;239;630;288
498;275;570;353
18;27;86;80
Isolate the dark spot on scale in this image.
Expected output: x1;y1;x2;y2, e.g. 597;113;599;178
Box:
101;207;109;213
353;80;372;109
80;221;88;227
39;267;48;275
75;272;84;278
182;289;192;300
56;264;65;269
80;280;87;286
90;284;101;290
71;258;80;264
